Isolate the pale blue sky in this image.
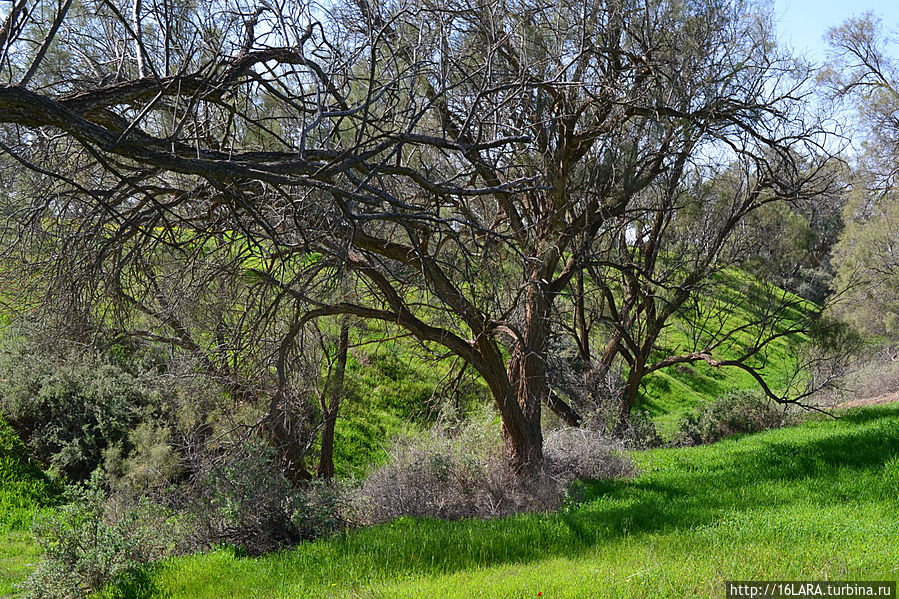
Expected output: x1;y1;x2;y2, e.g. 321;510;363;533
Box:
774;0;899;63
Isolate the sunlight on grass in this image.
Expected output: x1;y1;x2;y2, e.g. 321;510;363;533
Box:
105;405;899;599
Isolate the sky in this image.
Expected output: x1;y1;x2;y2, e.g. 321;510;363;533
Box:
773;0;899;63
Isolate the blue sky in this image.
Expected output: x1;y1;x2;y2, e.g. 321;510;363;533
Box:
774;0;899;63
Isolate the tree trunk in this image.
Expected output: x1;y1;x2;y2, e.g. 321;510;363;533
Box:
267;412;313;484
317;319;349;480
501;279;554;474
614;361;644;436
317;411;338;480
472;344;544;475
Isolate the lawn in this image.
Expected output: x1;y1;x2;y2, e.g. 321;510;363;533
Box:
102;404;899;599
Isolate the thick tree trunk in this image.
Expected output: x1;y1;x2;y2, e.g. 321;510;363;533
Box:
474;348;544;475
500;279;554;474
317;319;349;480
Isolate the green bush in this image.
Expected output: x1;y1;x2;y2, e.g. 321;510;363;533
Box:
673;390;792;446
0;335;159;481
185;442;350;555
20;473;178;599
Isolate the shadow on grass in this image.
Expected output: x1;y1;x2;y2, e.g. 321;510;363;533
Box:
110;405;899;598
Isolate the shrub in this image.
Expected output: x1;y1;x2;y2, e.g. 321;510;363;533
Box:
0;335;159;481
358;421;632;523
615;410;663;449
21;474;178;599
102;420;183;497
673;390;792;446
183;442;349;555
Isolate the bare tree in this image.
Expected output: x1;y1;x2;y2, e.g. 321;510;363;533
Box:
0;0;834;473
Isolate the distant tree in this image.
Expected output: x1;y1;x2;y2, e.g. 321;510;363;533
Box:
0;0;838;473
824;14;899;347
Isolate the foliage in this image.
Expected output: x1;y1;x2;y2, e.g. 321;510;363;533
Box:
734;191;845;304
183;442;350;556
824;14;899;346
830;184;899;343
102;420;183;497
672;390;796;446
0;333;160;481
21;473;178;599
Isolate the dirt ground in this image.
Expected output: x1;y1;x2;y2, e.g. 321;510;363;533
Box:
836;390;899;410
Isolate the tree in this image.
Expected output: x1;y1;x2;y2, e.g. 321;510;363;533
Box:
0;0;834;473
825;14;899;347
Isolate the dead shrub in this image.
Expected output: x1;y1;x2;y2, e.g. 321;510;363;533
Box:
358;422;632;523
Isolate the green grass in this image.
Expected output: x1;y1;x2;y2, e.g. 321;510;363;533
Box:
103;405;899;598
0;418;58;597
333;330;490;477
641;271;814;434
0;419;57;532
0;531;41;597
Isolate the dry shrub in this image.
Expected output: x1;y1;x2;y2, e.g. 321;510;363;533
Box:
358;423;632;523
841;348;899;401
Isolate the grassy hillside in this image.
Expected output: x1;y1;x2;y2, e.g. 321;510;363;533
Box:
0;418;57;597
332;332;490;477
101;404;899;598
637;270;814;433
336;270;815;460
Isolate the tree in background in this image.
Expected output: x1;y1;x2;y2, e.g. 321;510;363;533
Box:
825;14;899;348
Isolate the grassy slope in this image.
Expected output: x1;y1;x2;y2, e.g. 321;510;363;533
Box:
332;336;490;477
641;271;812;434
106;404;899;599
0;418;57;597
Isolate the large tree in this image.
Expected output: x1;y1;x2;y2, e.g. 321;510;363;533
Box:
0;0;833;472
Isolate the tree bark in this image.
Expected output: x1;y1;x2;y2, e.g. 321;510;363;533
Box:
317;319;349;480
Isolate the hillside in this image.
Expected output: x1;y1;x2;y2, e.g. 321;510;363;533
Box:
335;270;815;466
642;270;815;433
0;418;57;596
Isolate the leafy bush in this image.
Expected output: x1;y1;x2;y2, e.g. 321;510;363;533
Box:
183;442;350;555
616;410;663;449
673;390;792;446
0;335;159;480
21;474;178;599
